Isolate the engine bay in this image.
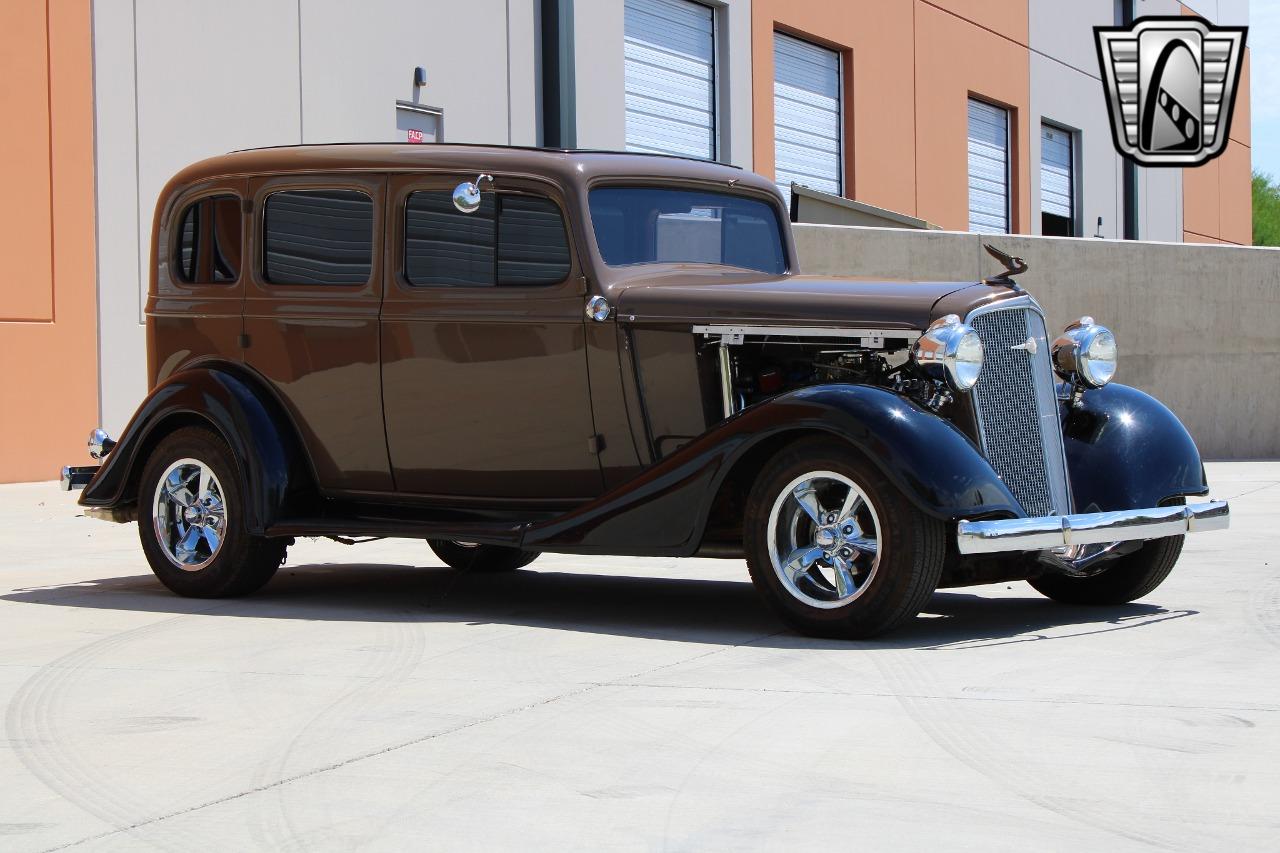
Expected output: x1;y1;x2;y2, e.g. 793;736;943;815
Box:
703;336;958;416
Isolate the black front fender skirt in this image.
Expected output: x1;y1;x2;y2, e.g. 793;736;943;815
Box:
523;384;1022;556
1062;382;1209;512
79;367;306;535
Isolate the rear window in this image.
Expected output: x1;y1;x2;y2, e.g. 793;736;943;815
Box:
404;191;571;287
174;194;241;283
263;190;374;286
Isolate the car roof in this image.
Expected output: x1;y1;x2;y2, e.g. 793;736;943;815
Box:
161;143;778;200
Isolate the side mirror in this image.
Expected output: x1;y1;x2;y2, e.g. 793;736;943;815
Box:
452;173;494;213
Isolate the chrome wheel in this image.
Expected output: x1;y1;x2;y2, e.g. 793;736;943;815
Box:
151;457;227;571
766;470;881;609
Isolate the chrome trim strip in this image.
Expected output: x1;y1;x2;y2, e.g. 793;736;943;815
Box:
694;325;921;349
718;342;735;418
956;501;1230;555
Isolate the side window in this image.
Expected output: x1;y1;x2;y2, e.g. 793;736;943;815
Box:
404;191;495;286
498;195;572;285
403;191;571;287
174;194;241;283
263;189;373;286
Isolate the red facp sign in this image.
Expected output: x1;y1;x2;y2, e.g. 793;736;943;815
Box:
406;129;424;144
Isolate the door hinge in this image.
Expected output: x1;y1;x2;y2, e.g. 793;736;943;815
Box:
587;434;604;455
237;333;251;349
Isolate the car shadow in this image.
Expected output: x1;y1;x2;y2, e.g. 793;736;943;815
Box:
1;562;1196;650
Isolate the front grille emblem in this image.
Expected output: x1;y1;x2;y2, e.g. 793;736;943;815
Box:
1010;337;1038;355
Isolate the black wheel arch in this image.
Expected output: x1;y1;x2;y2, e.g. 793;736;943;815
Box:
80;362;316;535
523;384;1024;557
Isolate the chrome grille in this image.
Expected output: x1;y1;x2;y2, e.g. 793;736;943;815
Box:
968;303;1071;518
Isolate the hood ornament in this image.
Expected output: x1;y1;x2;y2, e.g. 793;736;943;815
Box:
982;243;1028;292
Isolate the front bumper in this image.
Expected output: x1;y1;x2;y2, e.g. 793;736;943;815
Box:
956;501;1230;555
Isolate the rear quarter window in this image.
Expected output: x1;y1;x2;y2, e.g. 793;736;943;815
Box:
263;189;374;285
174;194;241;283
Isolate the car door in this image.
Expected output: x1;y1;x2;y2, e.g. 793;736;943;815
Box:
242;174;392;493
380;173;604;503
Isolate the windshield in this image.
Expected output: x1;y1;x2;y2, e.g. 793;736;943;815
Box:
588;186;787;274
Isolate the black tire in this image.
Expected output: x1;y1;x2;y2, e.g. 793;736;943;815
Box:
137;426;286;597
428;540;539;573
1028;535;1184;605
743;437;946;639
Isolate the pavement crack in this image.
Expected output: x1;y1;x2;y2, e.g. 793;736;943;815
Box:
40;630;782;852
39;682;601;852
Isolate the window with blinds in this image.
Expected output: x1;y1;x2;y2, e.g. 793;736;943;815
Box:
967;98;1011;234
773;32;842;208
623;0;716;160
1040;123;1076;237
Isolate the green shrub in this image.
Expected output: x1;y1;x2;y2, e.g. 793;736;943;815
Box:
1254;171;1280;247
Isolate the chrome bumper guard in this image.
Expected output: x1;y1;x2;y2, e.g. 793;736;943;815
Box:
61;429;114;492
956;501;1230;555
60;465;98;492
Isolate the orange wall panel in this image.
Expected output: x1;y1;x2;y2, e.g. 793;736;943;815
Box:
1218;140;1252;246
913;1;1030;232
0;0;98;483
0;0;55;322
1175;3;1251;246
751;0;917;217
1182;155;1220;240
920;0;1028;46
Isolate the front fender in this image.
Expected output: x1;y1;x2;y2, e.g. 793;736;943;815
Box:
1063;383;1208;512
80;366;308;534
523;384;1022;556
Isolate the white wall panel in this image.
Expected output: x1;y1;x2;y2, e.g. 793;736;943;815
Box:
93;0;529;434
299;0;518;145
1029;49;1125;239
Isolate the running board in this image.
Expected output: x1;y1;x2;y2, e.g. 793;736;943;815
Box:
266;499;541;547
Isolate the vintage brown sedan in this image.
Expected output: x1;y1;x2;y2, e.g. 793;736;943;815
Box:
65;144;1229;638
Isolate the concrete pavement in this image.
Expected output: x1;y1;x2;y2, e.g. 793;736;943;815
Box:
2;462;1278;852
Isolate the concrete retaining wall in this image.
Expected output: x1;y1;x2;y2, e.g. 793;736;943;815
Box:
794;224;1280;460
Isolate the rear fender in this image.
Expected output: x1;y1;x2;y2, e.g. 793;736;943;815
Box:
79;366;310;534
523;384;1022;556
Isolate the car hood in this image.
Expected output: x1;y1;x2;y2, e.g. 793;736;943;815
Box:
612;271;1017;330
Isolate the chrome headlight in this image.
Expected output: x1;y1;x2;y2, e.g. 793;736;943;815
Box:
912;314;984;392
1052;317;1117;388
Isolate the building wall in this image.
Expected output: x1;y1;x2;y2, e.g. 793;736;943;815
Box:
749;0;916;216
0;0;98;484
578;0;754;167
1180;2;1253;245
92;0;535;439
750;0;1250;243
913;0;1033;233
0;0;1260;483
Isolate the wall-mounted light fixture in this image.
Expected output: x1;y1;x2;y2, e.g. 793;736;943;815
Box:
413;67;427;88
